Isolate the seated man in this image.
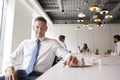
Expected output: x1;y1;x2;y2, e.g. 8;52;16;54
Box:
58;35;68;51
95;49;99;55
111;34;120;56
0;17;79;80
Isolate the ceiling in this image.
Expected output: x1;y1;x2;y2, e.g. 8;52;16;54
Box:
37;0;120;24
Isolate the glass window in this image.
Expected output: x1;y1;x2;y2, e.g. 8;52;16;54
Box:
0;0;4;38
0;0;8;71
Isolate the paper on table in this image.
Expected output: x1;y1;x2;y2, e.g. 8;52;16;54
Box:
79;58;93;67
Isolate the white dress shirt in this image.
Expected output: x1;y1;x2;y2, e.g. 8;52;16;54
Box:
5;37;70;73
111;41;120;56
58;41;68;51
114;41;120;56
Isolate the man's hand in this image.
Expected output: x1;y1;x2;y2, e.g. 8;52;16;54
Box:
63;55;79;66
5;66;17;80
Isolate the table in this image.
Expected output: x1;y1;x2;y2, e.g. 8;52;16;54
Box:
37;55;120;80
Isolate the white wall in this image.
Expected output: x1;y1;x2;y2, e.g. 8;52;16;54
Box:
46;24;120;54
11;0;32;52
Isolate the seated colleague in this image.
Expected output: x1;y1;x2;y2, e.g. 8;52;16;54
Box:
95;49;99;55
81;43;89;53
58;35;72;53
104;50;112;55
58;35;68;51
0;17;79;80
111;34;120;56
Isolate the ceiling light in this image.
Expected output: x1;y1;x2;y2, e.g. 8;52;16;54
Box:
94;18;101;22
93;14;98;18
78;12;86;18
77;20;80;22
81;20;84;22
97;24;103;27
97;22;103;27
89;5;100;12
83;23;89;27
105;14;113;19
84;1;88;5
62;10;64;14
77;19;84;22
100;9;108;14
77;8;80;11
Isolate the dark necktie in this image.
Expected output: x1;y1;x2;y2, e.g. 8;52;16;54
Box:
26;39;40;74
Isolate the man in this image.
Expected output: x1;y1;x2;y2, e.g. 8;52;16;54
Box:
0;17;79;80
58;35;68;51
112;34;120;56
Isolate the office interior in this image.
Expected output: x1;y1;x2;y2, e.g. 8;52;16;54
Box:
0;0;120;74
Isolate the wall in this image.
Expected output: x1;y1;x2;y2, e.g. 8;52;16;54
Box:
11;0;32;52
46;24;120;54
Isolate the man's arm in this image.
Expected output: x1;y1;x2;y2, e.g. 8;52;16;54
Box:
4;40;25;80
54;39;80;66
117;44;120;56
63;54;79;66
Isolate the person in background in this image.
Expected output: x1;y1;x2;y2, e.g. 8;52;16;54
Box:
0;17;79;80
111;34;120;56
58;35;68;51
104;50;112;55
95;49;99;55
55;35;68;64
81;43;89;53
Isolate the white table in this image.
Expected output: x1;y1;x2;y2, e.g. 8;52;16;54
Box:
37;55;120;80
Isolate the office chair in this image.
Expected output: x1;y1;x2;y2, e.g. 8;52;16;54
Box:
52;56;62;66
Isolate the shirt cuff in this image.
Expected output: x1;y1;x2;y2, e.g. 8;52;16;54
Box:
5;63;14;72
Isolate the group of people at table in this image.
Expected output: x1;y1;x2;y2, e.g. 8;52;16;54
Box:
0;16;120;80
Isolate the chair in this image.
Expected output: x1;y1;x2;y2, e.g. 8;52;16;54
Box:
52;56;62;66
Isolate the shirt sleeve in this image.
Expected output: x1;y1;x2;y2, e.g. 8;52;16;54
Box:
117;44;120;56
5;40;25;70
111;43;120;56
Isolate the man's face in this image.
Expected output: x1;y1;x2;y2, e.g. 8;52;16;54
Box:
114;38;118;43
33;21;47;38
61;39;65;42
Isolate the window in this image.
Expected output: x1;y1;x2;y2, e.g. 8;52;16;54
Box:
0;0;8;52
0;0;8;71
0;0;4;38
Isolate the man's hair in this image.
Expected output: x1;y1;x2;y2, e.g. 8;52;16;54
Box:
59;35;65;41
113;34;120;41
34;16;47;24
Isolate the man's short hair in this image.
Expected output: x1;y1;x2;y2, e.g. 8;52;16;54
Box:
113;34;120;41
59;35;65;40
34;16;47;24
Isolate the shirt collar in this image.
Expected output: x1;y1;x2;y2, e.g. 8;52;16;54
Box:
117;41;120;45
33;37;45;42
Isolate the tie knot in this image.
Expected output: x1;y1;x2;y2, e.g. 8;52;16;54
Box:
36;39;40;44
